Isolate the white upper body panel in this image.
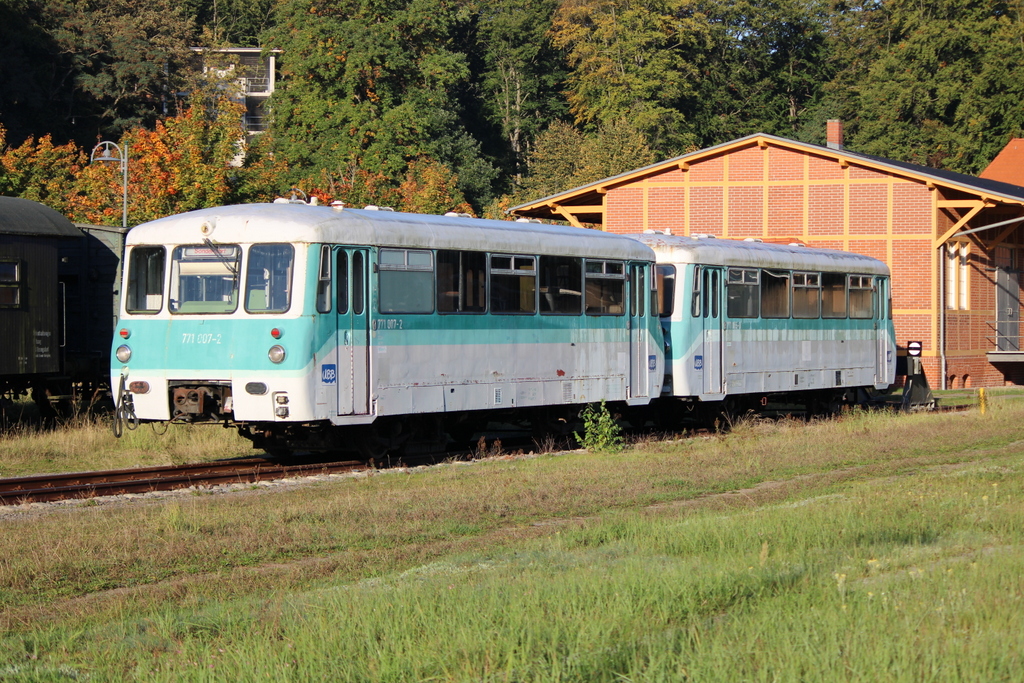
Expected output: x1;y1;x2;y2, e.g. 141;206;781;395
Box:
127;204;657;262
631;233;890;276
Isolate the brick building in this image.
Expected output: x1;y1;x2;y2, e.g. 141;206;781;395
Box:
510;126;1024;389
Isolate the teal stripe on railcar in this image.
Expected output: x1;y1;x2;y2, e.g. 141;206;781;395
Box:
112;317;317;374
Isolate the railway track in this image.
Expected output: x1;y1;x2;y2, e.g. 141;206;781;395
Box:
0;457;367;505
0;402;977;507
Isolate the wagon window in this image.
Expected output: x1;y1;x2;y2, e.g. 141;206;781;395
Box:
821;272;847;318
125;247;165;314
760;270;791;318
792;272;820;319
0;260;20;307
246;244;294;314
657;265;676;317
585;259;625;315
726;268;759;318
379;248;434;314
848;275;874;319
437;250;487;313
539;255;582;315
491;254;536;314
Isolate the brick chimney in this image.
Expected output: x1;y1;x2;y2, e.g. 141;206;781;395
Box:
826;119;844;150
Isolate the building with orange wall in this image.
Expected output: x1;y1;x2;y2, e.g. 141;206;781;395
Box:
510;125;1024;389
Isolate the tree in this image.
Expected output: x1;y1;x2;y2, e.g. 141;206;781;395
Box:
0;126;85;215
850;0;1024;172
266;0;496;209
474;0;569;179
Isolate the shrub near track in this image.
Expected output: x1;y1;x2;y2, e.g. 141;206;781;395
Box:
0;397;1022;680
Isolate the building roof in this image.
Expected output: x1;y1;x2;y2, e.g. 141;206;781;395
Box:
510;133;1024;225
980;138;1024;186
0;196;82;238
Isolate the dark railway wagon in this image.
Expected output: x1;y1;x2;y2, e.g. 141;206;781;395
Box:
0;197;125;413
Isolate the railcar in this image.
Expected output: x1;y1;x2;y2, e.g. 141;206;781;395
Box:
633;233;895;416
111;203;664;456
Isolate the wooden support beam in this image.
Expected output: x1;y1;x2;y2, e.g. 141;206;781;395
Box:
933;204;984;247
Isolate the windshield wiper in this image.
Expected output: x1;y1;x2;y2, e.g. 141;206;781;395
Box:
203;238;238;276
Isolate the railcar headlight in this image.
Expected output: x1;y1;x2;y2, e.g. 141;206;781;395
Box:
115;345;132;363
268;345;286;364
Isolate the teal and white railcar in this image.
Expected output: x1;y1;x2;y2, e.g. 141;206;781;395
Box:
633;234;895;411
112;203;663;455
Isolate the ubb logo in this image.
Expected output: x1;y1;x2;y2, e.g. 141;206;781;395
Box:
321;364;337;384
694;355;704;370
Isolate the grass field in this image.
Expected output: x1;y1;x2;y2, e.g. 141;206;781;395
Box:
1;391;1024;680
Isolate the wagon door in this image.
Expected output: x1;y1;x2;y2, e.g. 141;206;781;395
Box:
701;266;724;395
336;248;371;415
628;263;649;399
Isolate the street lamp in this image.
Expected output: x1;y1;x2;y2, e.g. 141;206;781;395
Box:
90;141;128;228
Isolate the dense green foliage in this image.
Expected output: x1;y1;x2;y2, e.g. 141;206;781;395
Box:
0;0;1022;219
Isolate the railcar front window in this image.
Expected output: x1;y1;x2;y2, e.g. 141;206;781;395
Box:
246;244;294;313
585;260;625;315
125;247;165;313
169;244;240;314
848;275;873;319
726;268;759;318
0;260;20;307
379;248;434;313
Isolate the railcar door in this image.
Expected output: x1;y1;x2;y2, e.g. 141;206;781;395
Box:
700;266;724;395
628;263;649;399
874;276;890;383
336;248;371;415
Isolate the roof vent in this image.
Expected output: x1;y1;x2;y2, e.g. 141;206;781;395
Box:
444;212;473;218
744;237;763;243
690;233;715;240
515;218;543;223
364;205;395;211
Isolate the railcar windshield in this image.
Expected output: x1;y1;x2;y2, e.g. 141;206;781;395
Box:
169;243;241;314
245;244;295;313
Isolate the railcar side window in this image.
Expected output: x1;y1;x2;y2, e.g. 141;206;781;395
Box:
379;248;434;313
491;254;537;314
792;272;820;319
246;244;294;314
539;255;582;315
316;245;332;314
821;272;847;318
629;264;646;317
585;260;625;315
848;275;873;319
761;270;791;318
690;266;700;317
437;250;487;313
0;260;20;307
125;247;165;313
657;265;676;317
726;268;759;318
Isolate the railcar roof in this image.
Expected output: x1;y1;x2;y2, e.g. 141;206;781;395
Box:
127;204;657;261
631;234;890;275
0;196;81;238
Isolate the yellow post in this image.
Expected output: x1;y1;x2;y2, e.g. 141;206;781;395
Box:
979;387;987;414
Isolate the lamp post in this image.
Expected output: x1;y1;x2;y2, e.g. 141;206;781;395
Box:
90;141;128;228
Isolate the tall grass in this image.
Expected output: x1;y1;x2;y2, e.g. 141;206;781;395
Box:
1;399;1024;680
